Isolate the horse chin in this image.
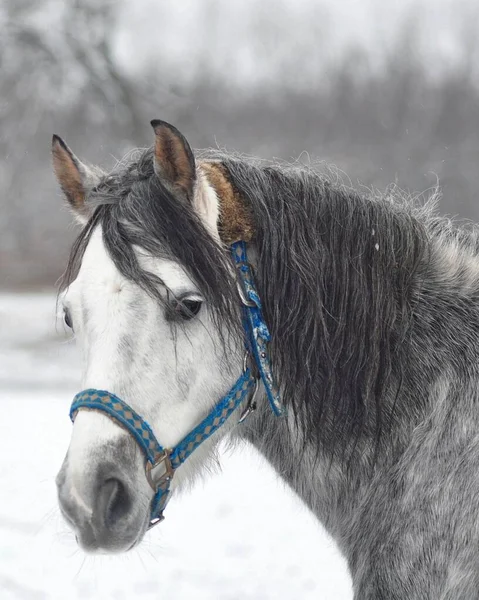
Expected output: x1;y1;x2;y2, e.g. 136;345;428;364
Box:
72;508;150;555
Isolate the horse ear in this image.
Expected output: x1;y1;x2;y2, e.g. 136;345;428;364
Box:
151;120;196;198
52;135;99;222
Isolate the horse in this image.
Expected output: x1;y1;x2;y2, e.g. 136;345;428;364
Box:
52;120;479;599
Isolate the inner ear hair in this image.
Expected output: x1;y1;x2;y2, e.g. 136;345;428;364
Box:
52;135;104;222
52;135;87;215
151;120;196;199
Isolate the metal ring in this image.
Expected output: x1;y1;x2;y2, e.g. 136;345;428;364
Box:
145;450;174;491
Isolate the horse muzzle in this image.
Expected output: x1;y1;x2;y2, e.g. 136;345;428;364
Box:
56;442;149;553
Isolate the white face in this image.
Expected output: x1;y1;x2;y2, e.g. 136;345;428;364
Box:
56;226;243;553
52;121;247;553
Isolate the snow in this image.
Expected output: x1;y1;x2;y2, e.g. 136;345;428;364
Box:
0;293;352;599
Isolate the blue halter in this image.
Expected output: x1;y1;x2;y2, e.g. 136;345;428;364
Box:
69;241;285;527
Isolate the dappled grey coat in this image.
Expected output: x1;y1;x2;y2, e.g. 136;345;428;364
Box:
64;147;479;599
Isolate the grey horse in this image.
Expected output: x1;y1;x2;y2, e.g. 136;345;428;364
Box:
53;120;479;599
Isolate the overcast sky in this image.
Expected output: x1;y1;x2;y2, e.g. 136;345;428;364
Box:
115;0;479;85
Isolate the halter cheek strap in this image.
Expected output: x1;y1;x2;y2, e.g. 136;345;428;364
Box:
69;241;285;527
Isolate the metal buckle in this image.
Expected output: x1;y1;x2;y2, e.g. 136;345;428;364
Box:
148;515;165;529
236;262;257;308
237;279;256;307
239;378;259;423
145;450;174;491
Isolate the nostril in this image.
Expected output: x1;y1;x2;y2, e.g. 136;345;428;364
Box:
98;477;131;529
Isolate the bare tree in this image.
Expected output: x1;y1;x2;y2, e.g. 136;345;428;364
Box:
0;0;147;284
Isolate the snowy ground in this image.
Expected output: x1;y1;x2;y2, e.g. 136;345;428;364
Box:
0;293;352;600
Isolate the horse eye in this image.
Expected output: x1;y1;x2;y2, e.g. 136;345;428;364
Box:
175;298;202;320
64;308;73;330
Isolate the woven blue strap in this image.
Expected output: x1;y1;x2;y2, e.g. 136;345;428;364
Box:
170;368;255;467
70;389;165;464
231;241;285;416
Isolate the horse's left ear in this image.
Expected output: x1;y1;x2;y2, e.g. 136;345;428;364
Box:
151;120;196;199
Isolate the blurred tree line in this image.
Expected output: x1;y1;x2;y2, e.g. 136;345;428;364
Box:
1;0;478;287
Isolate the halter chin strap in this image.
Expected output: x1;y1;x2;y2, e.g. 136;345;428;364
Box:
69;241;285;527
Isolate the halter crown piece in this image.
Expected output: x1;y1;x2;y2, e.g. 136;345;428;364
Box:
70;240;285;528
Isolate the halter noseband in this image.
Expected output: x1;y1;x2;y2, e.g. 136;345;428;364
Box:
69;241;285;528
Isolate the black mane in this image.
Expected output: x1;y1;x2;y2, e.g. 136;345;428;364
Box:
216;153;429;452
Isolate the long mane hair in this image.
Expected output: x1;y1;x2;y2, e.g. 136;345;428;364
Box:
62;147;442;452
215;153;429;451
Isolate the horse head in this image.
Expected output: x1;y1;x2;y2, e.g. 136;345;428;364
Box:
53;121;257;552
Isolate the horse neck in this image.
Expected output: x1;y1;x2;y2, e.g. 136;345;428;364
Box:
232;230;479;541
